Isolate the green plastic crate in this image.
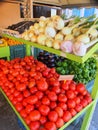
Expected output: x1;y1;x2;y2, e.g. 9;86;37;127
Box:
10;44;26;60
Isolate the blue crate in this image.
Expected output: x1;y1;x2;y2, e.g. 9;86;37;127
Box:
17;118;26;130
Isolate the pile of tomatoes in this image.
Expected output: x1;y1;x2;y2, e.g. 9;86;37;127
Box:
0;56;92;130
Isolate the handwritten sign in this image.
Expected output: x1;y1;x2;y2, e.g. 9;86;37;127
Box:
0;28;20;38
58;75;74;81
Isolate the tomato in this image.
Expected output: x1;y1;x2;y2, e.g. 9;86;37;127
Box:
39;105;50;116
26;95;38;105
49;78;60;87
28;80;36;88
29;121;40;130
30;87;38;94
16;83;26;91
69;108;77;116
82;90;87;96
35;101;41;109
9;87;15;94
36;91;44;99
23;89;31;97
48;111;58;122
37;79;48;91
58;94;67;103
20;109;27;118
58;103;67;111
12;98;18;105
85;96;92;104
25;105;34;114
14;90;20;97
80;99;88;107
56;118;64;128
16;94;23;102
73;97;81;104
45;121;56;130
15;103;23;112
42;97;50;105
76;83;85;93
22;99;28;106
75;104;83;112
69;81;76;91
24;116;31;125
48;91;57;101
9;94;14;101
61;81;69;90
66;90;75;99
67;99;76;109
29;110;41;121
52;86;61;94
50;102;57;109
63;111;72;122
40;116;47;124
55;107;63;117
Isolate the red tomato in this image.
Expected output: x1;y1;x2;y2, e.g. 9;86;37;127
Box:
45;121;56;130
16;83;26;91
25;105;34;114
75;104;83;112
52;86;61;94
20;109;27;118
69;109;77;116
58;103;67;111
23;89;31;97
14;90;20;97
67;99;76;109
69;81;76;91
26;95;38;105
29;110;41;121
49;78;60;87
56;118;64;128
80;99;88;107
28;80;36;88
30;87;38;94
37;79;48;91
12;98;18;105
58;94;67;102
85;96;92;104
29;121;40;130
76;83;85;93
9;87;15;94
66;90;75;99
36;91;44;99
24;116;31;125
39;105;50;116
15;103;23;112
48;92;57;101
48;111;58;122
63;111;72;122
50;102;57;109
55;107;63;117
82;90;87;96
61;80;71;90
40;116;47;124
42;97;50;105
16;94;23;102
22;99;28;107
9;94;14;101
73;97;81;104
35;101;41;109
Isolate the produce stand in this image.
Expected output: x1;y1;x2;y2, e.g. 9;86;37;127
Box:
0;33;98;130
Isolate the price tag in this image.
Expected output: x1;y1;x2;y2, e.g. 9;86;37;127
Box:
58;75;74;81
0;28;20;38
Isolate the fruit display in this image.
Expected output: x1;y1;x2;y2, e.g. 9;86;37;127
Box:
0;56;92;130
21;14;98;56
37;51;97;84
7;21;37;34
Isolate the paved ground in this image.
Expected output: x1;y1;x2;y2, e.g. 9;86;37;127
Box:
0;91;98;130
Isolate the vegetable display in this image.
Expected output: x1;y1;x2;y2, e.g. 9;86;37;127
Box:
21;14;98;56
37;51;97;84
0;56;92;130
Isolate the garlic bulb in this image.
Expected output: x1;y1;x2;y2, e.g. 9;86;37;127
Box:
39;16;46;21
37;34;47;45
30;34;37;42
62;27;72;35
53;40;61;50
88;28;98;40
45;38;54;47
55;33;64;41
76;34;90;44
64;34;74;41
72;28;81;37
39;20;46;27
45;26;56;38
34;23;39;30
21;31;30;41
